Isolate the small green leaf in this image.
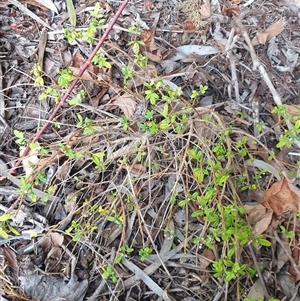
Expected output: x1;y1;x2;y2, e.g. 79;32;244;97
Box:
178;200;187;207
7;224;20;236
0;213;11;222
258;238;271;247
14;130;24;140
162;103;168;117
0;227;9;239
159;119;170;130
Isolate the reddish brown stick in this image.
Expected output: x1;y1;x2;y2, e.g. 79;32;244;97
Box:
11;0;129;173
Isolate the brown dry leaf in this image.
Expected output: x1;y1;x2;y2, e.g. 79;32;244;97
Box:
200;0;212;19
101;2;113;12
221;3;241;16
199;248;215;269
141;30;157;52
140;30;172;63
286;104;300;122
248;190;264;203
252;18;284;46
246;279;266;299
244;204;273;235
129;163;147;176
2;247;18;271
262;173;300;216
254;32;269;45
112;93;137;119
126;65;157;89
0;0;55;11
144;0;154;10
182;20;196;31
41;233;64;251
56;162;71;181
70;52;99;80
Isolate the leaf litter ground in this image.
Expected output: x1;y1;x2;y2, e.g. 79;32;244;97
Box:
1;0;300;300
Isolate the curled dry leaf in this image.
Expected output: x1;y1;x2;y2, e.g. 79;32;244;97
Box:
262;173;300;216
221;3;240;17
140;30;172;63
244;204;273;235
252;18;284;46
2;247;18;271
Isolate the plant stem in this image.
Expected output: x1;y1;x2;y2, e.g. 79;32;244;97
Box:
11;0;129;173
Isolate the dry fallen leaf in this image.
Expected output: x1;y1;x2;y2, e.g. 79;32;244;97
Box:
199;248;215;269
144;0;154;10
286;104;300;122
252;18;284;46
262;173;300;216
182;20;196;31
244;204;273;235
2;247;18;271
200;0;212;19
112;93;137;119
41;232;64;262
129;163;147;176
140;30;172;63
21;147;39;180
221;3;241;17
254;32;269;45
246;279;266;300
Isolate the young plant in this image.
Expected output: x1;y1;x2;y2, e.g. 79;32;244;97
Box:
191;84;208;99
139;246;152;262
102;266;118;284
115;245;134;264
0;213;20;239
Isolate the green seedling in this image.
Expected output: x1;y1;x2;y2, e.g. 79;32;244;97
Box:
139;246;152;262
115;245;134;264
0;213;20;239
102;266;118;284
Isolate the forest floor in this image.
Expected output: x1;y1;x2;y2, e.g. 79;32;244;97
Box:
1;0;300;300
